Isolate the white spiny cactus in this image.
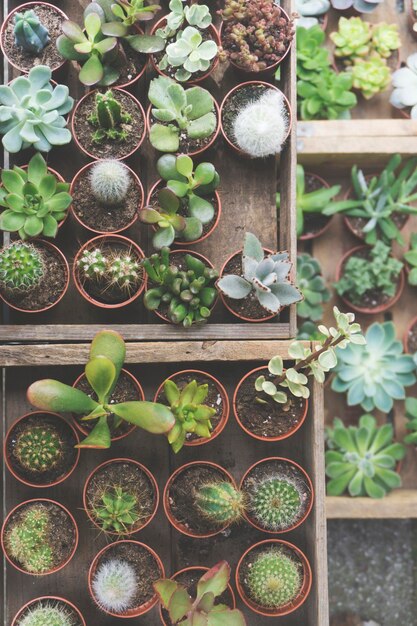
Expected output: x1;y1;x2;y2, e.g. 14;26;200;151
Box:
90;160;131;206
92;558;137;613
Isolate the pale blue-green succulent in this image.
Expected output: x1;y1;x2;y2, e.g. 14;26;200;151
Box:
160;25;218;82
13;10;50;54
157;0;212;39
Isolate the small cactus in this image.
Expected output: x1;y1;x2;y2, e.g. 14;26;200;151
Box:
78;249;107;280
90;160;131;206
19;601;75;626
0;243;44;293
194;481;244;525
92;486;142;534
14;10;50;54
250;478;302;531
6;505;54;573
107;252;142;293
15;426;63;473
247;549;302;609
88;91;132;144
92;558;137;613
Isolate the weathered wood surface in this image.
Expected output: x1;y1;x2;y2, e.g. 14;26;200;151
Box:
327;490;417;519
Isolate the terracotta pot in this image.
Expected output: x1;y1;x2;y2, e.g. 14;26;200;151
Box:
72;368;145;443
4;411;80;488
150;19;220;82
220;81;292;157
159;566;236;626
83;458;159;536
298;172;334;241
335;244;405;315
88;540;164;618
1;2;68;73
153;369;229;446
0;239;69;314
219;7;293;76
73;234;145;309
404;315;417;354
1;498;78;576
236;539;312;617
145;248;218;323
146;99;220;157
70;161;144;235
71;88;146;161
239;457;314;534
146;178;221;246
233;366;309;441
163;460;238;538
11;596;86;626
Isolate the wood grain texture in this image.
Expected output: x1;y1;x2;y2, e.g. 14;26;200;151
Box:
326;490;417;518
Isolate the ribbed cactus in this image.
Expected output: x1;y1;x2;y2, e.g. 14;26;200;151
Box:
19;602;75;626
15;426;63;473
92;558;137;613
108;252;141;292
0;243;44;293
89;91;132;144
93;486;141;534
14;10;50;54
90;161;131;206
194;481;244;525
250;478;302;531
6;505;54;573
247;549;302;609
78;249;107;280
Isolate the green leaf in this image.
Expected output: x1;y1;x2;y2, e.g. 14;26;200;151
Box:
24;215;44;237
164;379;181;405
154;579;178;609
76;414;111;449
27;152;47;185
90;330;125;395
85;356;116;404
27;379;99;414
111;401;176;433
176;154;193;177
79;54;104;86
197;561;230;600
0;210;25;232
268;355;283;375
150;123;179;153
168;588;192;623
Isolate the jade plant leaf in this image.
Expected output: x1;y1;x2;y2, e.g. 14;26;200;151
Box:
89;329;125;395
76;414;112;448
27;379;99;414
85;355;116;404
111;401;176;433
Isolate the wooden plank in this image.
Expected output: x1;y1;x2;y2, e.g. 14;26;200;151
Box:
326;490;417;519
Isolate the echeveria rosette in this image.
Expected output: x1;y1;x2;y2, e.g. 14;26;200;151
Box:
0;65;73;153
325;414;405;498
331;0;384;14
372;23;401;59
297;253;331;322
330;17;371;61
160;25;218;82
350;55;391;100
332;321;417;413
390;53;417;119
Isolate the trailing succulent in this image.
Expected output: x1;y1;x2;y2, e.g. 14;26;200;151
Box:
326;415;405;498
92;558;137;614
194;481;245;526
148;76;217;153
295;0;330;29
78;246;143;295
142;247;218;327
217;232;302;315
140;154;220;248
296;253;331;322
14;9;50;54
331;321;417;413
0;153;71;239
390;53;417;119
5;504;53;573
14;426;63;473
18;601;76;626
154;560;246;625
92;486;142;533
0;65;73;153
404;233;417;287
88;90;132;144
0;242;45;294
246;549;302;609
324;155;417;245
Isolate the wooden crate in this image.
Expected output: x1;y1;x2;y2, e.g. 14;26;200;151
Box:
0;0;297;340
0;341;328;625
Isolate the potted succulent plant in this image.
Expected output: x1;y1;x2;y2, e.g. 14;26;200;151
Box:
234;307;364;440
70;160;143;234
334;242;404;314
390;53;417;118
27;330;175;449
331;18;400;69
141;154;221;248
73;234;145;308
404;397;417;444
236;539;312;616
295;0;330;29
1;498;78;575
219;0;295;74
83;458;159;535
88;540;164;617
0;240;69;313
155;561;246;626
11;597;86;626
1;2;68;73
4;411;79;488
72;88;146;161
404;234;417;287
297;253;331;323
163;461;242;538
0;65;73;153
220;82;291;157
240;457;314;533
142;247;218;326
326;414;405;497
404;315;417;354
217;232;302;322
147;76;220;155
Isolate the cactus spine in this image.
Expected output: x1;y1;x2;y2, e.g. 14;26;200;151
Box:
90;160;131;206
250;478;302;531
19;602;75;626
13;10;50;54
247;549;302;609
15;426;63;473
107;252;141;292
194;481;244;525
93;486;142;534
0;243;44;293
92;558;137;613
6;505;54;573
89;91;132;144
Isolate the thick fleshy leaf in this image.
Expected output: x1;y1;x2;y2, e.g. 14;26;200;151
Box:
217;275;251;299
111;401;175;433
154;579;178;609
90;329;125;395
76;414;111;449
197;562;230;599
168;588;192;623
85;355;116;404
27;379;99;414
79;54;104;86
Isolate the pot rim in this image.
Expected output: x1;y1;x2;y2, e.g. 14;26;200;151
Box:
11;596;86;626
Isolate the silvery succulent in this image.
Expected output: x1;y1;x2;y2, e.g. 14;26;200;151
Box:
390;53;417;119
160;26;218;82
217;232;302;315
295;0;330;28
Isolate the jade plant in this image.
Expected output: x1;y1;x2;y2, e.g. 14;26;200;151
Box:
194;481;245;525
0;242;45;295
78;247;143;295
15;426;63;473
92;558;137;613
404;233;417;286
90;160;132;205
0;153;72;239
324;155;417;245
159;25;218;82
350;56;391;100
404;398;417;445
14;10;50;54
246;549;302;609
88;90;131;144
148;77;217;153
27;330;176;448
0;65;74;153
332;321;417;412
5;505;53;573
390;53;417;119
18;602;75;626
154;561;246;625
325;415;405;498
296;253;331;322
142;248;218;327
217;233;302;315
92;486;142;533
295;0;330;28
250;477;302;531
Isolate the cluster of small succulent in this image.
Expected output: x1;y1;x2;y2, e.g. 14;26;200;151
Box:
78;247;143;294
92;558;137;613
15;426;62;473
6;505;53;573
92;486;142;533
0;243;45;294
90;160;132;206
250;477;302;531
219;0;295;72
246;549;302;608
88;91;132;144
194;481;245;525
18;602;76;626
296;253;331;322
13;9;50;54
143;247;218;327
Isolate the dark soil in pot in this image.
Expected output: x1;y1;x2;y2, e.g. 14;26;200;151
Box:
406;319;417;353
235;369;306;439
108;41;146;87
6;413;78;486
222;83;269;147
156;371;225;443
2;4;66;72
346;212;408;241
302;174;332;238
152;27;217;80
73;91;144;160
221;254;275;320
85;460;157;532
15;599;84;626
149;107;218;154
74;371;141;437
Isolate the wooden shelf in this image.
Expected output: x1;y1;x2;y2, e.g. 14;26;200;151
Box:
326;490;417;519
